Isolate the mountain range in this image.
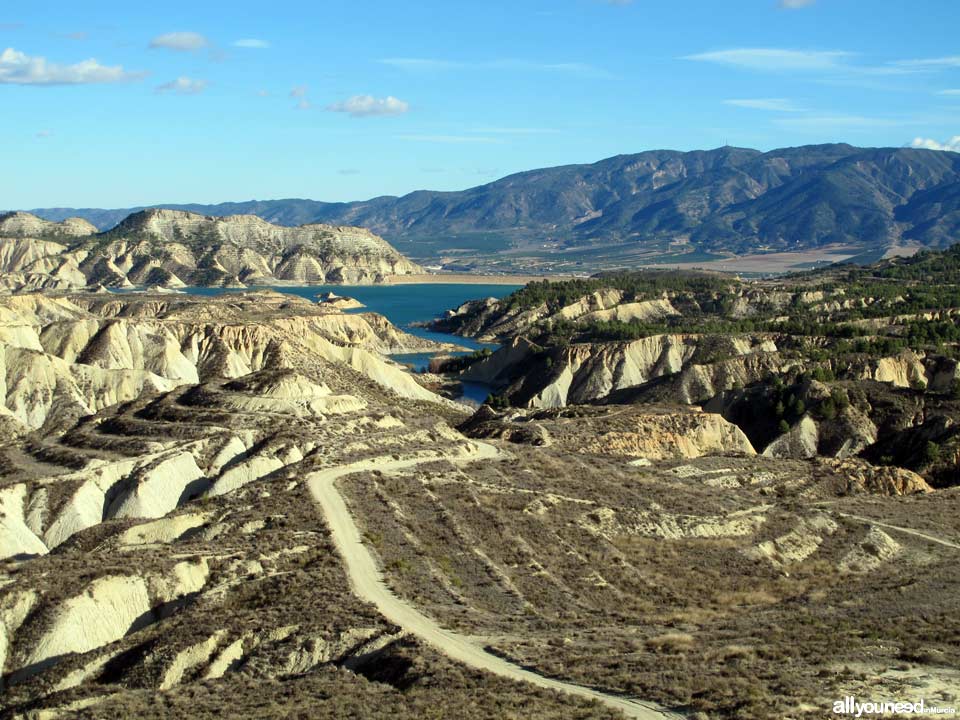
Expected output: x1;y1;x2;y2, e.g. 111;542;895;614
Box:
22;144;960;262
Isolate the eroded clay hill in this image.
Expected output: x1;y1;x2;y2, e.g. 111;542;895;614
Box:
0;290;461;436
0;209;422;291
430;262;960;486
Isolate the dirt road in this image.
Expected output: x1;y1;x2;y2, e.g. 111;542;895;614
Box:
307;443;684;720
839;513;960;550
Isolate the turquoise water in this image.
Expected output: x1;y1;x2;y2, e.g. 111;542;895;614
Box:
180;284;520;401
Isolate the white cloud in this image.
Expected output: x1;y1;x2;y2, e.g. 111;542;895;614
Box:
684;48;851;71
398;134;503;144
724;98;803;112
155;76;207;95
233;38;269;49
909;136;960;152
938;89;960;96
779;0;815;8
295;99;311;110
0;47;143;85
149;32;208;52
290;85;308;98
327;95;410;118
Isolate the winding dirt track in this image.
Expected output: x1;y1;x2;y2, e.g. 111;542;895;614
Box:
307;443;684;720
839;513;960;550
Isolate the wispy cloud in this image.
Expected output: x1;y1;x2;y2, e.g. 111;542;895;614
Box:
893;56;960;69
938;89;960;96
338;168;360;175
380;57;611;78
295;99;311;110
684;47;919;82
380;58;458;71
398;134;504;144
778;0;815;8
724;98;803;112
35;129;52;138
0;47;143;85
149;31;208;52
327;95;410;118
471;126;561;135
290;85;308;98
684;48;851;71
155;76;207;95
62;31;88;41
909;136;960;152
775;114;910;129
233;38;270;49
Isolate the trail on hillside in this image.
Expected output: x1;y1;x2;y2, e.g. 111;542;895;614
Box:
307;444;684;720
839;513;960;550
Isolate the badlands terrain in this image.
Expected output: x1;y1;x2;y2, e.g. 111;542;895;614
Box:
0;209;421;292
0;247;958;717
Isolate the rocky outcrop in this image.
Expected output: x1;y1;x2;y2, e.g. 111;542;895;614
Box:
843;351;960;392
0;210;421;289
815;458;932;496
576;408;756;459
460;403;755;459
434;289;680;343
318;293;365;310
763;416;820;459
0;484;48;560
462;333;780;408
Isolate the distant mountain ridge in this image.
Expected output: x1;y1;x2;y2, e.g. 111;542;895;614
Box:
22;144;960;258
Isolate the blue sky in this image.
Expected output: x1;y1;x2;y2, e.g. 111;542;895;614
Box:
1;0;958;208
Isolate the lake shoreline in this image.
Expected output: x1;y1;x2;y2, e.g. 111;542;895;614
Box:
383;272;574;285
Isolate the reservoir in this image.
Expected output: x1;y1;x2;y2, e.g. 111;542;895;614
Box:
180;283;521;404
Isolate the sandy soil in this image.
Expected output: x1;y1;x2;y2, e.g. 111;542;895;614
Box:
307;445;683;720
